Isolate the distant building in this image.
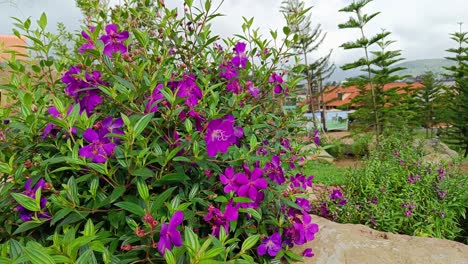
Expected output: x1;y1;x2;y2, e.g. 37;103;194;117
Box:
0;34;27;62
0;34;27;106
321;82;424;110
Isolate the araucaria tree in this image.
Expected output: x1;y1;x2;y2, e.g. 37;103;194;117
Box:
444;26;468;157
416;72;444;138
281;0;334;130
338;0;410;139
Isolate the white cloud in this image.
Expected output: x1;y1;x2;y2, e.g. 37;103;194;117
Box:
1;0;466;67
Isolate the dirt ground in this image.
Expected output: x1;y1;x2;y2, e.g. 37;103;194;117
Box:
334;158;362;168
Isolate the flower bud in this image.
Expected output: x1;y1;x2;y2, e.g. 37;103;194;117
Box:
120;244;132;251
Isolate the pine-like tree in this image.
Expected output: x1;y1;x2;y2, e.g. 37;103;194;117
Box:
416;72;444;138
281;0;334;130
444;25;468;157
338;0;410;139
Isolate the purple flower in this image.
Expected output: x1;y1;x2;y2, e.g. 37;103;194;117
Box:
79;129;116;163
303;248;314;257
407;174;421;184
237;166;268;203
78;90;103;115
264;156;285;185
169;73;202;108
399;160;405;166
17;178;50;222
158;211;184;255
219;62;238;80
314;130;320;146
78;27;96;53
62;66;84;98
231;42;248;69
205;115;242;157
226;79;242;94
292;213;319;245
99;24;129;57
404;210;412;218
62;67;106;115
280;138;292;151
145;84;165;113
329;189;343;201
96;117;124;143
296;198;311;212
245;80;259;98
204;200;239;237
220;167;246;194
257;232;282;257
269;72;284;94
437;168;446;181
42;107;62;139
438;190;447;199
290;174;314;190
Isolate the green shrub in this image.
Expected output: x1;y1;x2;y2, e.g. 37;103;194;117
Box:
0;1;321;263
313;132;468;242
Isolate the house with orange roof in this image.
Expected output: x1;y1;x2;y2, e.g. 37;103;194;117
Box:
322;82;424;110
1;34;27;106
0;34;27;62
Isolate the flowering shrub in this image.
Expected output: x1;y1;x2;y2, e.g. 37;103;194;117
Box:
313;132;468;242
0;0;321;263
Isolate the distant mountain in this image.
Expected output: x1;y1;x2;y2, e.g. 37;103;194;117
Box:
395;59;455;78
327;58;455;83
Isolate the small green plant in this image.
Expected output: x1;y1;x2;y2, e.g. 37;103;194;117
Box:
313;131;468;242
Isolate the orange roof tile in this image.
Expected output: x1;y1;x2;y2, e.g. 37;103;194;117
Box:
0;35;27;62
322;82;423;108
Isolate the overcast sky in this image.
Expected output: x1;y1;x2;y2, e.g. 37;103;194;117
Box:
0;0;466;67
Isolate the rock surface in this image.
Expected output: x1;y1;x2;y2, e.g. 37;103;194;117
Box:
414;138;459;164
293;215;468;264
301;144;335;163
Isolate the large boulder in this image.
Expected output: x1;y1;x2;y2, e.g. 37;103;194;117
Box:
414;138;459;164
301;143;335;163
293;215;468;264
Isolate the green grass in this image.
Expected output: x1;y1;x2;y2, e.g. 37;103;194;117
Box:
303;161;348;186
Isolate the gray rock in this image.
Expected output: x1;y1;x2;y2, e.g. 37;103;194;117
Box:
293;215;468;264
301;144;335;163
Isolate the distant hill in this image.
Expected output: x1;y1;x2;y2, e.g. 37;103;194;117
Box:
328;58;455;83
395;59;455;78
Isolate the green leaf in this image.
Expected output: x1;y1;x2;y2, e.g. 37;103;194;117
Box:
151;186;177;211
233;197;253;204
24;246;56;264
156;173;189;185
133;114;153;138
75;249;97;264
241;235;259;252
51;208;72;225
164;250;176;264
239;208;261;221
283;26;290;35
202;247;224;259
9;240;22;259
67;177;80;206
11;193;40;212
38;12;47;30
184;227;200;255
136;178;150;201
0;257;12;264
115;201;145;216
131;167;154;178
285;250;304;261
87;163;107;175
83;219;95;236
